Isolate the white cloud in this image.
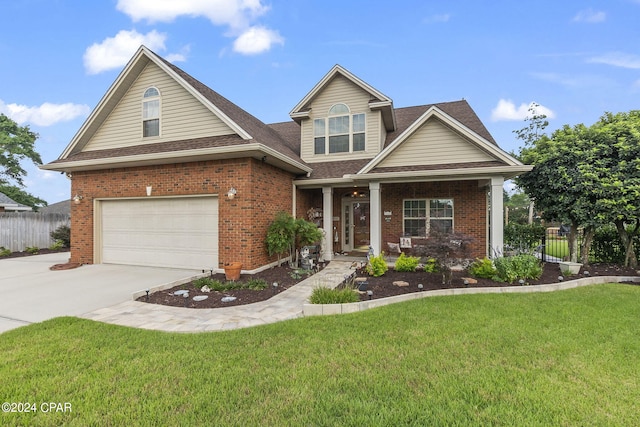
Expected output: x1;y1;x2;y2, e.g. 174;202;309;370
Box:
587;52;640;69
83;29;168;74
0;99;90;127
572;8;606;23
491;100;556;122
115;0;282;56
116;0;269;29
233;26;284;55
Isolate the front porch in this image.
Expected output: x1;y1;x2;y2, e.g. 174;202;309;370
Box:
296;178;505;262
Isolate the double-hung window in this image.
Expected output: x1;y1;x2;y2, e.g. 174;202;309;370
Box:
313;103;365;154
142;87;160;137
403;199;454;236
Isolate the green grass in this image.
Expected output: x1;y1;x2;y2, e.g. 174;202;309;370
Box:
543;238;569;259
2;285;640;426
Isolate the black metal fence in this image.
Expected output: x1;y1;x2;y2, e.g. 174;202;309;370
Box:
539;226;582;263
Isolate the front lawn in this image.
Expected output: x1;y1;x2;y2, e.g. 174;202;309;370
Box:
1;284;639;426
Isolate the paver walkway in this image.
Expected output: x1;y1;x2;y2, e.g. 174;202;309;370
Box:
81;261;354;332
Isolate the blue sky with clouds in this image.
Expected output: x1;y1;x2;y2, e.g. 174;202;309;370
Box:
1;0;639;203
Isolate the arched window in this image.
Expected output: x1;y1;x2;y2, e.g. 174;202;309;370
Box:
142;87;160;137
313;103;365;154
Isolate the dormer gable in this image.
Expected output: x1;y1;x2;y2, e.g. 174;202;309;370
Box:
291;65;397;163
290;65;396;132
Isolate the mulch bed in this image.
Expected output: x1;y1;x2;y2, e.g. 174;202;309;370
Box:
140;261;639;309
0;248;69;259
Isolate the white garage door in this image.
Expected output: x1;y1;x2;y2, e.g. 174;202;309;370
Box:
99;197;218;270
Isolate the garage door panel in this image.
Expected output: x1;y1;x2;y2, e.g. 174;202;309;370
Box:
100;197;218;270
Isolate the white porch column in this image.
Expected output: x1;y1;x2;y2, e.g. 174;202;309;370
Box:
322;187;333;261
369;182;381;256
490;176;504;258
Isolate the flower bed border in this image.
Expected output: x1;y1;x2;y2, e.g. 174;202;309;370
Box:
303;275;640;316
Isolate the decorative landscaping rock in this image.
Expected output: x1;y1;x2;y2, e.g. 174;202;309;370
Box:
462;277;478;285
173;290;189;296
221;296;237;303
393;281;410;287
193;295;208;302
354;277;368;283
200;285;211;293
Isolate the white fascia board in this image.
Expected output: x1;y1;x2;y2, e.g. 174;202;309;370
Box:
61;47;252;160
41;143;311;174
60;47;150;159
293;177;354;187
150;53;252;140
345;165;534;182
358;106;523;175
290;65;393;117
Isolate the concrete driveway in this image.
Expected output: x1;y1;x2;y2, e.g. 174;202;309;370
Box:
0;253;200;333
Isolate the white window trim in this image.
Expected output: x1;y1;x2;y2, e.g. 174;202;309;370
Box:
313;103;366;155
403;198;454;237
142;86;161;138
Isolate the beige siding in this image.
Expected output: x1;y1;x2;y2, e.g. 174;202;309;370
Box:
378;119;495;168
301;75;381;162
84;62;234;151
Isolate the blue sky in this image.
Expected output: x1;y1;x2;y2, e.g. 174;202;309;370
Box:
1;0;639;204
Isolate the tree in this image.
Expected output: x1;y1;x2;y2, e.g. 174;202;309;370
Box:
517;110;640;267
513;102;549;148
0;114;42;187
517;124;599;264
587;111;640;267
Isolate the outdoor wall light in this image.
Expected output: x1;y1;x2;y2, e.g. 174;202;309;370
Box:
227;187;237;200
72;194;83;204
146;186;152;196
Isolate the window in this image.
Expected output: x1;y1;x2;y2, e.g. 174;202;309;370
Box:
403;199;454;236
314;119;325;154
142;87;160;137
313;104;365;155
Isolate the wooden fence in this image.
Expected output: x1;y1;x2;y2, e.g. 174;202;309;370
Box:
0;212;70;252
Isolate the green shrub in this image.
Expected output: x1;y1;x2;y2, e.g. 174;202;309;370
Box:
193;277;268;292
49;240;65;250
0;247;11;257
394;252;420;272
366;252;388;277
469;257;497;279
493;255;542;283
309;286;360;304
50;225;70;248
423;258;438;273
25;246;39;254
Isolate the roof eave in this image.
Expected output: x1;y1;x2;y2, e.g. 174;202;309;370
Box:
41;143;312;175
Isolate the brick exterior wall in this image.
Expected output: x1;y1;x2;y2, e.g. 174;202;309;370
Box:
380;181;487;258
70;158;294;270
296;182;487;259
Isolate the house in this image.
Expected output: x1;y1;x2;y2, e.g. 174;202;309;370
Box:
0;192;33;212
41;46;531;272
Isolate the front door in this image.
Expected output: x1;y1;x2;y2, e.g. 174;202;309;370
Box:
343;201;370;252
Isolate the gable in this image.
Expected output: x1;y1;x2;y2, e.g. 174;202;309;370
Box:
376;118;495;169
83;62;235;152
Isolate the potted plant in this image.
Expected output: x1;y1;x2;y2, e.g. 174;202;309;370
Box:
224;262;242;281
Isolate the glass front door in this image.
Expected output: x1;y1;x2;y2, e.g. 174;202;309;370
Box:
343;201;370;252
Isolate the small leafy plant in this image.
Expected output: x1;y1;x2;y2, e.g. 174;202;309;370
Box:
309;286;360;304
0;247;11;257
49;240;65;250
493;254;542;283
422;258;438;273
394;253;420;272
469;257;497;279
25;246;39;254
366;252;388;277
